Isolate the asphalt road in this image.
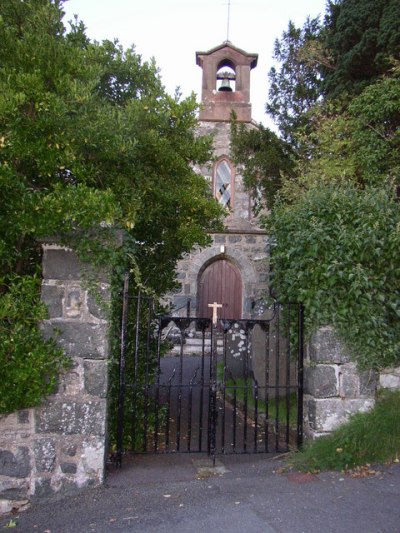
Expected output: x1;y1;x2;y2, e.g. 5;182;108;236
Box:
1;454;399;532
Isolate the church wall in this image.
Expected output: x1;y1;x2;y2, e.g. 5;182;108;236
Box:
169;119;268;319
169;119;269;319
170;232;269;318
195;121;259;229
0;244;110;515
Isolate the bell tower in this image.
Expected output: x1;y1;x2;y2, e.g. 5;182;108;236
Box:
167;40;267;324
196;41;258;122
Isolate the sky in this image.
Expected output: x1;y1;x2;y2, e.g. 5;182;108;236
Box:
62;0;327;127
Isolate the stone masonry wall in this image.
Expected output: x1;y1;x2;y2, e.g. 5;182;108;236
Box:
303;327;377;439
169;120;268;318
0;244;110;514
195;121;260;229
379;367;400;390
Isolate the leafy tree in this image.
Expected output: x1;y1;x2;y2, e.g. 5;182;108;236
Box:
267;17;323;144
0;0;222;413
230;121;295;209
266;185;400;370
232;0;400;370
322;0;400;98
266;0;400;144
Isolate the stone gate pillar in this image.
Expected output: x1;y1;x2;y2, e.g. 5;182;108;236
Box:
0;243;111;514
303;327;376;439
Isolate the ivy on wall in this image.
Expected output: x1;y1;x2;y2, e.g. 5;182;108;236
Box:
266;185;400;370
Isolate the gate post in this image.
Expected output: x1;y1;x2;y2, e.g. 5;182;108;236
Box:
303;327;376;439
0;241;112;513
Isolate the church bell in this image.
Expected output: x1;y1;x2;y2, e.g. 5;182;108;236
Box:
218;77;233;92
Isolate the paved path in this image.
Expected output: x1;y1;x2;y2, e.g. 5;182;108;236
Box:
1;454;399;532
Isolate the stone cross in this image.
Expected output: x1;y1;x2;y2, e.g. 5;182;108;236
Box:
208;302;223;326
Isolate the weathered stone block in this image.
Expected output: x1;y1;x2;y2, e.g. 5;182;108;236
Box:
304;366;338;398
172;296;189;311
228;235;242;243
0;411;34;439
64;288;83;319
309;327;351;364
62;443;77;457
35;401;106;436
359;370;377;396
0;497;30;515
34;478;54;498
214;235;226;244
307;398;375;432
340;363;360;397
58;363;84;396
34;439;56;473
380;372;400;390
84;360;107;398
43;248;83;280
60;462;77;474
80;438;105;483
87;287;110;320
41;322;108;359
41;284;64;318
17;411;30;424
0;478;27;494
0;448;30;478
245;235;256;244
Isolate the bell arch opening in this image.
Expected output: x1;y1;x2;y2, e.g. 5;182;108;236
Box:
216;63;236;92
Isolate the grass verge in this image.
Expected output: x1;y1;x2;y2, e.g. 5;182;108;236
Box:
288;389;400;471
217;362;298;426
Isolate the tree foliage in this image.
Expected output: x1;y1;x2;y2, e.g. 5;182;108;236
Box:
230;122;295;209
322;0;400;98
267;18;323;143
267;185;400;369
232;0;400;369
0;0;223;413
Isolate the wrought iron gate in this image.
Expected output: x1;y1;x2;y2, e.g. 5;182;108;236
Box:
116;274;304;466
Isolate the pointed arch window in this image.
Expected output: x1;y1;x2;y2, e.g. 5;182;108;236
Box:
214;158;234;208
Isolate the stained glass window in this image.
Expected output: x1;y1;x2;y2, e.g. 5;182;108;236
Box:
215;160;232;208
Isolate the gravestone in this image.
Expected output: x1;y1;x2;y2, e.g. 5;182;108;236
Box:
224;322;250;379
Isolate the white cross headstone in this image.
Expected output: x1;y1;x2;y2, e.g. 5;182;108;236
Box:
208;302;223;326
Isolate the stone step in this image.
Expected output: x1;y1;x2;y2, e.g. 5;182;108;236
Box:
167;337;223;357
178;337;223;347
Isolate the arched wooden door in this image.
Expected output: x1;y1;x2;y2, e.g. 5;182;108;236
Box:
198;259;242;320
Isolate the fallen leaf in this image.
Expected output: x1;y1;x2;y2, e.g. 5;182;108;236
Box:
4;519;17;529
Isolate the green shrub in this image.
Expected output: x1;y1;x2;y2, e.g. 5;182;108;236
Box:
0;274;70;414
267;185;400;370
289;390;400;471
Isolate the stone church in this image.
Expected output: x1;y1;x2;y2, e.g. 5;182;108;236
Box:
169;41;268;321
